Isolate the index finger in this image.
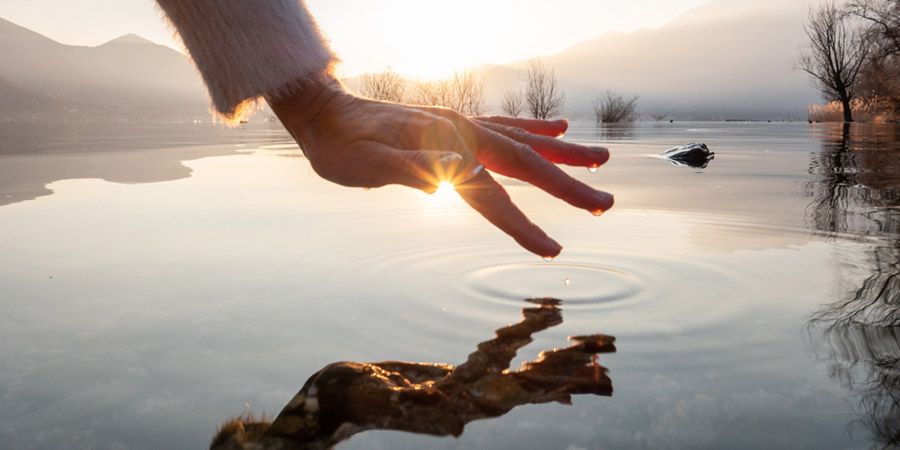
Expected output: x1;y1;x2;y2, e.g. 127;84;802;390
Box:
475;119;609;167
473;116;568;138
455;170;562;258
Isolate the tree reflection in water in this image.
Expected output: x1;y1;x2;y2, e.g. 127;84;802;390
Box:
211;299;614;450
594;123;635;142
806;123;900;448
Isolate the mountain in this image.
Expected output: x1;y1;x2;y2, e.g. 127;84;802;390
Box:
1;0;822;122
484;0;821;120
0;17;208;121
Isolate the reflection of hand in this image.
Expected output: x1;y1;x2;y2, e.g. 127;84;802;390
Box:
210;299;614;449
268;74;613;257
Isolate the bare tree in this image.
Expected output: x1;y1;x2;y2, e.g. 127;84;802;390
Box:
500;90;525;117
847;0;900;120
410;70;485;116
450;71;485;116
592;91;639;124
524;59;565;119
798;2;871;122
359;69;407;103
847;0;900;57
411;79;453;108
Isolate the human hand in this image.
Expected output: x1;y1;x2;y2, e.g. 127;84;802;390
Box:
267;74;613;258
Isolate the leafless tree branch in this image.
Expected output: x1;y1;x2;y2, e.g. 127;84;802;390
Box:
524;59;565;119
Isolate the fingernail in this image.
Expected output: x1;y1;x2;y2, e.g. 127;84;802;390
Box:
544;247;562;260
543;238;563;259
593;147;611;164
438;153;464;173
455;164;484;185
592;192;614;216
440;153;464;164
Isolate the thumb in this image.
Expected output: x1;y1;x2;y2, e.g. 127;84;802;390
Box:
404;151;485;193
354;142;479;192
396;150;466;193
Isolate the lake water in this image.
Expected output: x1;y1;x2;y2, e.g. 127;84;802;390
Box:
0;121;898;449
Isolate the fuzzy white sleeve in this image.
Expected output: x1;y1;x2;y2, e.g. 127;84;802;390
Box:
156;0;336;121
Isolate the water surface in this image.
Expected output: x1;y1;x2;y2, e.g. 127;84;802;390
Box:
0;121;898;449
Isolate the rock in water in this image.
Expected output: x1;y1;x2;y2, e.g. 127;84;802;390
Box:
661;143;715;168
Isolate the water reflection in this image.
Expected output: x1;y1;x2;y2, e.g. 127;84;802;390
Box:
593;123;635;141
806;123;900;447
0;122;293;207
806;124;900;237
211;299;614;450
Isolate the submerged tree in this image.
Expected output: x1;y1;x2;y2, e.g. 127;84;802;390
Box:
592;91;639;124
524;59;565;119
649;112;670;122
798;2;871;122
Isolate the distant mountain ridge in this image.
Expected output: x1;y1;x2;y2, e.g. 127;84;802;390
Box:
0;0;821;121
101;33;158;46
0;17;208;121
481;0;821;120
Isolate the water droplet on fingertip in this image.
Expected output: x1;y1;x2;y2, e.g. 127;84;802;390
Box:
588;165;599;173
363;187;371;192
592;209;605;217
543;256;555;262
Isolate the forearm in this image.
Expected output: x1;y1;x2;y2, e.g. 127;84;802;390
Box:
156;0;337;121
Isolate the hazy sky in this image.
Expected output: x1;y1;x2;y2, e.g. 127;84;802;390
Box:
0;0;716;77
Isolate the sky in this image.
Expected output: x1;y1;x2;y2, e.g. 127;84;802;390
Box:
0;0;716;78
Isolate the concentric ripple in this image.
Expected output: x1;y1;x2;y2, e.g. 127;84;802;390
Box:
461;261;641;308
322;208;814;341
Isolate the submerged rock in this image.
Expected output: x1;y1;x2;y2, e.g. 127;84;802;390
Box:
661;143;715;168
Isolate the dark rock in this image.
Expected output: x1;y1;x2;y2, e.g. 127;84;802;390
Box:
661;142;715;169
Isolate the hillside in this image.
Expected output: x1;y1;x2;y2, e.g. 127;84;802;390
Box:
0;17;209;121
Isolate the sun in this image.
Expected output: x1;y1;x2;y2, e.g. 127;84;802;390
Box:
330;1;524;79
422;180;465;211
433;181;456;200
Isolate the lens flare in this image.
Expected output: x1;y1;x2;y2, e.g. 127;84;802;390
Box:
434;181;455;198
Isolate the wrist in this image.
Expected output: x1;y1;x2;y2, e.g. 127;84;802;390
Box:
266;71;346;143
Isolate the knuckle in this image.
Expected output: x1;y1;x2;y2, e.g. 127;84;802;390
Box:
509;143;546;169
483;184;512;203
514;142;539;159
443;108;465;121
397;151;421;177
420;117;461;149
509;126;529;140
433;117;458;134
